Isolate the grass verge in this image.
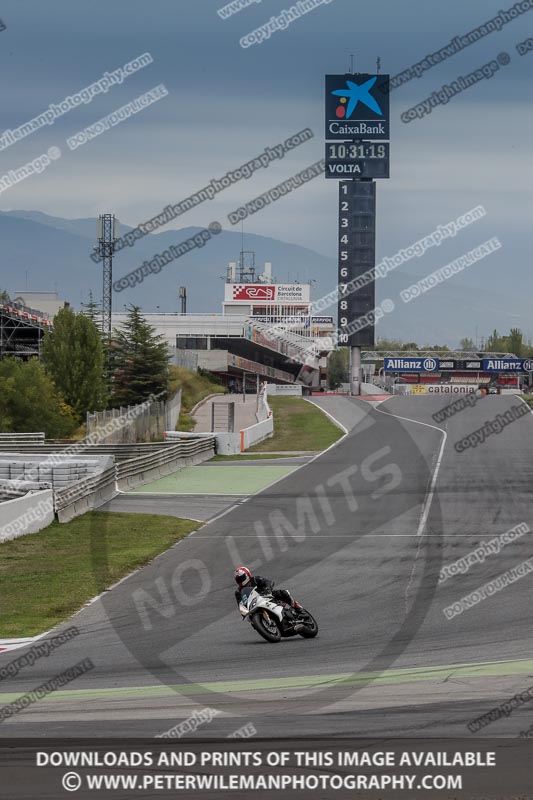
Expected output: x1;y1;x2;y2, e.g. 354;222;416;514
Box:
0;511;199;637
169;366;225;431
248;397;343;453
211;453;304;461
522;394;533;409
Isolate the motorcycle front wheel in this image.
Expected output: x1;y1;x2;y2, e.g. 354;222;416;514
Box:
251;610;281;643
297;609;318;638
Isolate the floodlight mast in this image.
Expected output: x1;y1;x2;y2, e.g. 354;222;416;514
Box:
96;214;118;343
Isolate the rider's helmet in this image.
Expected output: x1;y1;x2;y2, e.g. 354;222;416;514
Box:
234;566;252;587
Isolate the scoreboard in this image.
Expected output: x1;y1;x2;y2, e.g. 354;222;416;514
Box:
337;181;376;347
325;73;390;352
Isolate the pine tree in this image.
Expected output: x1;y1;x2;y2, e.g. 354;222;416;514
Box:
81;291;102;328
109;305;169;407
41;306;106;418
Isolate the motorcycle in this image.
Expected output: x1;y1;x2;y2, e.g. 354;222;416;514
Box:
239;587;318;643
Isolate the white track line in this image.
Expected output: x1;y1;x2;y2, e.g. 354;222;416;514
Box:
303;397;349;436
208;400;350;523
373;399;447;537
0;401;356;644
372;399;447;616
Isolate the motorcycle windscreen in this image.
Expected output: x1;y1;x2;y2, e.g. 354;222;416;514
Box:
239;587;253;603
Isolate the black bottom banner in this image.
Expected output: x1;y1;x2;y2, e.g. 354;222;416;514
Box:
1;738;532;799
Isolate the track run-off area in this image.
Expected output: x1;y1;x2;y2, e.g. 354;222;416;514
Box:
1;394;532;739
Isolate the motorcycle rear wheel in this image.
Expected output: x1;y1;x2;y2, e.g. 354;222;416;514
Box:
251;610;281;643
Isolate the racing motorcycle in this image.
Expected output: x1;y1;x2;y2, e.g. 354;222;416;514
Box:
239;586;318;643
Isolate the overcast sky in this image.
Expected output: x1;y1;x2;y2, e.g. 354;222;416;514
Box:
0;0;531;312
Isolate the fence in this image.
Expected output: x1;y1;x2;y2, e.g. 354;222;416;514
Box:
169;346;199;372
86;389;181;444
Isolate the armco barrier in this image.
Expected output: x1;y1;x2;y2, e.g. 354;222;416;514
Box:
0;442;174;460
167;430;240;456
116;437;215;491
0;432;45;444
0;489;54;542
54;464;118;523
165;428;269;455
54;438;215;522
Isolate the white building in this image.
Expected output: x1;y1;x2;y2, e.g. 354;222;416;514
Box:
13;291;67;319
111;262;334;388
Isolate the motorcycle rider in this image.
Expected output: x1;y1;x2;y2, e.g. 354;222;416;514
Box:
234;566;301;617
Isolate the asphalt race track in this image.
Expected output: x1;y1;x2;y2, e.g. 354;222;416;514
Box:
1;395;533;739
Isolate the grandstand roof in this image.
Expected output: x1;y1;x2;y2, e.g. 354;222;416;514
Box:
361;351;518;361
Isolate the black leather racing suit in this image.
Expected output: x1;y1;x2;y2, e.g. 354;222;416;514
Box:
235;575;294;610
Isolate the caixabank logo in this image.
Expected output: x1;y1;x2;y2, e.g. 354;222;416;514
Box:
325;74;390;140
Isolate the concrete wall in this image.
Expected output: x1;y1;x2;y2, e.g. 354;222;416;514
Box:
240;417;274;450
266;383;302;396
0;490;55;542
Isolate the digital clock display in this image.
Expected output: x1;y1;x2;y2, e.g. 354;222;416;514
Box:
325;141;389;180
327;142;388;159
325;141;390;179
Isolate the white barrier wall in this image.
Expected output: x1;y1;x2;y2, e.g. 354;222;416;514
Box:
240;417;274;451
266;384;302;396
0;490;54;542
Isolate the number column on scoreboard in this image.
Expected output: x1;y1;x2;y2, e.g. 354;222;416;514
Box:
338;180;376;347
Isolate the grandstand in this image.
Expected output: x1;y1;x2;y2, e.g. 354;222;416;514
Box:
0;300;53;359
366;351;529;394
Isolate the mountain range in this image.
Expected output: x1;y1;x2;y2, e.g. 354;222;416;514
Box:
0;210;527;347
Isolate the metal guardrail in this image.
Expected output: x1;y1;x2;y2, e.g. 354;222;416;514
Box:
0;441;174;461
54;465;116;511
116;439;213;482
54;437;216;518
0;432;45;443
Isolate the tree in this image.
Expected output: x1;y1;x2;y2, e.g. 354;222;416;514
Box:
81;291;102;328
328;349;349;389
508;328;523;357
0;358;78;437
459;337;475;351
0;289;10;304
376;337;412;350
41;306;106;419
109;305;170;407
